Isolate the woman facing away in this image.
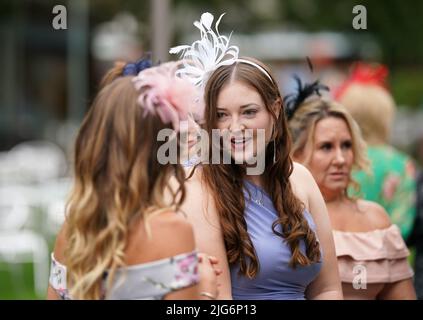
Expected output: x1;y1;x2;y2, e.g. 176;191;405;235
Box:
176;56;343;300
286;82;416;299
46;60;219;300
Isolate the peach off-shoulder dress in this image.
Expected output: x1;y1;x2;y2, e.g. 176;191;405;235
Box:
333;225;414;299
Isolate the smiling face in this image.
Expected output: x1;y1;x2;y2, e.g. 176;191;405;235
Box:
215;81;275;164
298;116;354;200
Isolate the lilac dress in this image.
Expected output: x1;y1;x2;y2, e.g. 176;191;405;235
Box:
230;180;322;300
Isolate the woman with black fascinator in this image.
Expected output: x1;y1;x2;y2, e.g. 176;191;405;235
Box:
286;76;416;299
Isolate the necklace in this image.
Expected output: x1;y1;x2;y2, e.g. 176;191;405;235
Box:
250;183;265;207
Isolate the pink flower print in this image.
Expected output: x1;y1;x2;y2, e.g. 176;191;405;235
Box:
177;253;196;274
405;160;416;179
382;174;400;201
170;253;199;289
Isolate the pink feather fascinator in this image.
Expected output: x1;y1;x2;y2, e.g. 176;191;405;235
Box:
132;61;204;131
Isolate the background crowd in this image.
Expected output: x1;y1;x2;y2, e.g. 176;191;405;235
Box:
1;0;423;299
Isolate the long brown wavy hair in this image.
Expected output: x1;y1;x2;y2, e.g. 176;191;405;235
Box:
64;65;186;299
202;57;321;278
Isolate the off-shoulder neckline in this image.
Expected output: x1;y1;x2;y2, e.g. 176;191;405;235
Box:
332;224;397;235
51;249;197;272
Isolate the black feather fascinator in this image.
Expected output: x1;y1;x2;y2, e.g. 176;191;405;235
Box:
283;57;330;120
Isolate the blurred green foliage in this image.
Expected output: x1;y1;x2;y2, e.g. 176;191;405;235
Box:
391;68;423;109
2;1;420;107
0;263;39;300
284;0;423;65
176;0;423;108
179;0;423;66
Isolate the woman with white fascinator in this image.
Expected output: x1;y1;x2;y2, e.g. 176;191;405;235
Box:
170;13;343;300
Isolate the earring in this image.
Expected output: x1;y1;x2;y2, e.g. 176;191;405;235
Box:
273;139;276;164
271;124;277;164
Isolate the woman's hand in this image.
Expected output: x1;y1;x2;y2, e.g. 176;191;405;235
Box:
197;252;220;299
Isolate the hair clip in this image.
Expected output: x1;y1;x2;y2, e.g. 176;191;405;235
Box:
123;57;153;76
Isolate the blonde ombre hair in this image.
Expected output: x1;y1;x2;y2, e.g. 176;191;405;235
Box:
337;83;396;145
64;74;186;299
288;98;370;192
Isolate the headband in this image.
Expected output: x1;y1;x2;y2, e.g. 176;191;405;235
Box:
236;58;273;83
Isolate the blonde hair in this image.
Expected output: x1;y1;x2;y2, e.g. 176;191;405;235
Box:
64;74;185;299
337;83;396;145
288;98;370;192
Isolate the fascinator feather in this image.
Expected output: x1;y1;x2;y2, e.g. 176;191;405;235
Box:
169;12;239;89
283;75;330;120
334;62;389;100
132;61;203;131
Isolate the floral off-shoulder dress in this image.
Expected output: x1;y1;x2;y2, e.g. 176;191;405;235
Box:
49;251;199;300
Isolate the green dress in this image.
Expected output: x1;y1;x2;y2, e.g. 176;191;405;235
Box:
350;145;417;240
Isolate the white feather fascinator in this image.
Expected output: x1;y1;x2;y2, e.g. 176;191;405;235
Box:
169;12;239;89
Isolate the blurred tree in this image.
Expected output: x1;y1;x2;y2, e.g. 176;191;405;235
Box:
173;0;423;107
0;0;14;19
277;0;423;108
174;0;423;66
89;0;150;47
278;0;423;67
174;0;278;32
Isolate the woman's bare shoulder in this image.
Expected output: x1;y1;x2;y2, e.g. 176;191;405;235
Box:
291;161;312;179
290;161;318;192
356;199;392;230
182;167;220;231
149;210;194;234
290;162;317;210
53;209;195;271
126;210;195;265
